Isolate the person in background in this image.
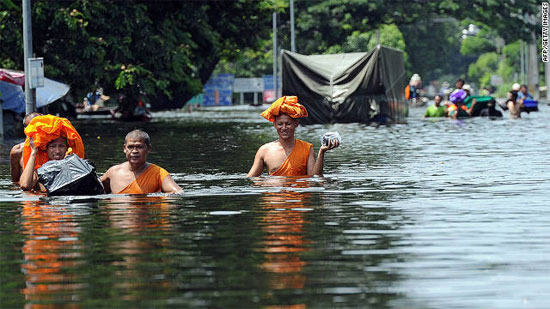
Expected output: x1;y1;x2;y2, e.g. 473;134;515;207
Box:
506;91;522;119
454;78;465;91
101;129;182;194
84;87;110;111
517;84;534;102
440;81;451;96
405;74;422;104
479;100;503;119
448;89;477;119
462;84;480;117
424;95;447;118
9;112;42;183
462;84;472;96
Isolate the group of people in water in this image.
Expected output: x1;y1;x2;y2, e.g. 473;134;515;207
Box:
10;96;339;195
423;78;534;120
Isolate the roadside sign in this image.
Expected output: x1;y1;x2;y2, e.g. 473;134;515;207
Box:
28;58;44;89
233;78;263;93
203;73;234;106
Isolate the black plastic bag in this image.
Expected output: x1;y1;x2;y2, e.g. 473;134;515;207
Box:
37;154;105;196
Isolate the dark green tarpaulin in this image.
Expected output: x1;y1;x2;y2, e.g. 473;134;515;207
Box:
281;45;408;125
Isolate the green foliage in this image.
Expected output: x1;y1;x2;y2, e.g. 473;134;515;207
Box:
0;0;541;112
467;52;499;87
215;39;274;77
400;19;466;82
467;40;523;94
460;24;498;56
502;41;521;68
0;0;274;111
326;24;406;54
0;0;17;10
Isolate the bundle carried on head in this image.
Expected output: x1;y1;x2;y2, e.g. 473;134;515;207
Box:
260;96;308;122
450;89;467;104
22;115;85;169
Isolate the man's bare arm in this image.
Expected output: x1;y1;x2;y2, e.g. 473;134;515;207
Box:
306;145;316;175
9;144;23;183
100;170;112;194
247;147;266;177
311;140;340;176
161;175;182;194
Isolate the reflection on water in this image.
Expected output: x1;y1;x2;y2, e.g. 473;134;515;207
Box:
21;201;82;306
255;178;311;307
1;105;550;307
105;196;174;301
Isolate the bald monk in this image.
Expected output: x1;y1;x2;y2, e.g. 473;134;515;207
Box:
101;129;182;194
10;112;42;183
247;96;339;177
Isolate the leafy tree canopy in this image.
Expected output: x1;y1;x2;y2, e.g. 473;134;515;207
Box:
0;0;277;111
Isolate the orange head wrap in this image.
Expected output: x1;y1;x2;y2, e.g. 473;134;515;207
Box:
260;96;308;122
22;115;85;170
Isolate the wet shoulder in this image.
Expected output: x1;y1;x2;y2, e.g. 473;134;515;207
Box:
10;143;24;155
259;141;281;152
105;162;127;176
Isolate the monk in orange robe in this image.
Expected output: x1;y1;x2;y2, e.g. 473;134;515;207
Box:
101;129;182;194
247;96;339;177
20;115;85;191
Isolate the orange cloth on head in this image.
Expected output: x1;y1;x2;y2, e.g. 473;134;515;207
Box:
22;115;85;170
261;96;308;122
119;164;170;194
271;139;312;176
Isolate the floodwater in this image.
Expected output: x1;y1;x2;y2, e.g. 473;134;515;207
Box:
1;104;550;308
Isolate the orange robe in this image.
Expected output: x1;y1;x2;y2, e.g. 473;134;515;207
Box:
270;139;312;176
118;164;170;194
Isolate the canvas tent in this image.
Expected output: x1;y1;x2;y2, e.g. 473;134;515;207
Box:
281;45;408;125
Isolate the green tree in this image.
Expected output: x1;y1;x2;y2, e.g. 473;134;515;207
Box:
467;52;499;87
325;24;406;54
460;23;498;56
0;0;276;114
223;0;539;83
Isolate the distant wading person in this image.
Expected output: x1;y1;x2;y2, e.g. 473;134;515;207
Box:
247;96;339;177
506;90;522;119
424;95;446;118
101;129;182;194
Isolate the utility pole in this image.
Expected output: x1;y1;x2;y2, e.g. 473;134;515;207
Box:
23;0;36;114
273;12;278;98
520;40;525;84
529;32;540;99
290;0;295;52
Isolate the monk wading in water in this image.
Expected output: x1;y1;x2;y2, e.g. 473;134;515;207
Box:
247;96;339;177
101;129;182;194
19;115;85;192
